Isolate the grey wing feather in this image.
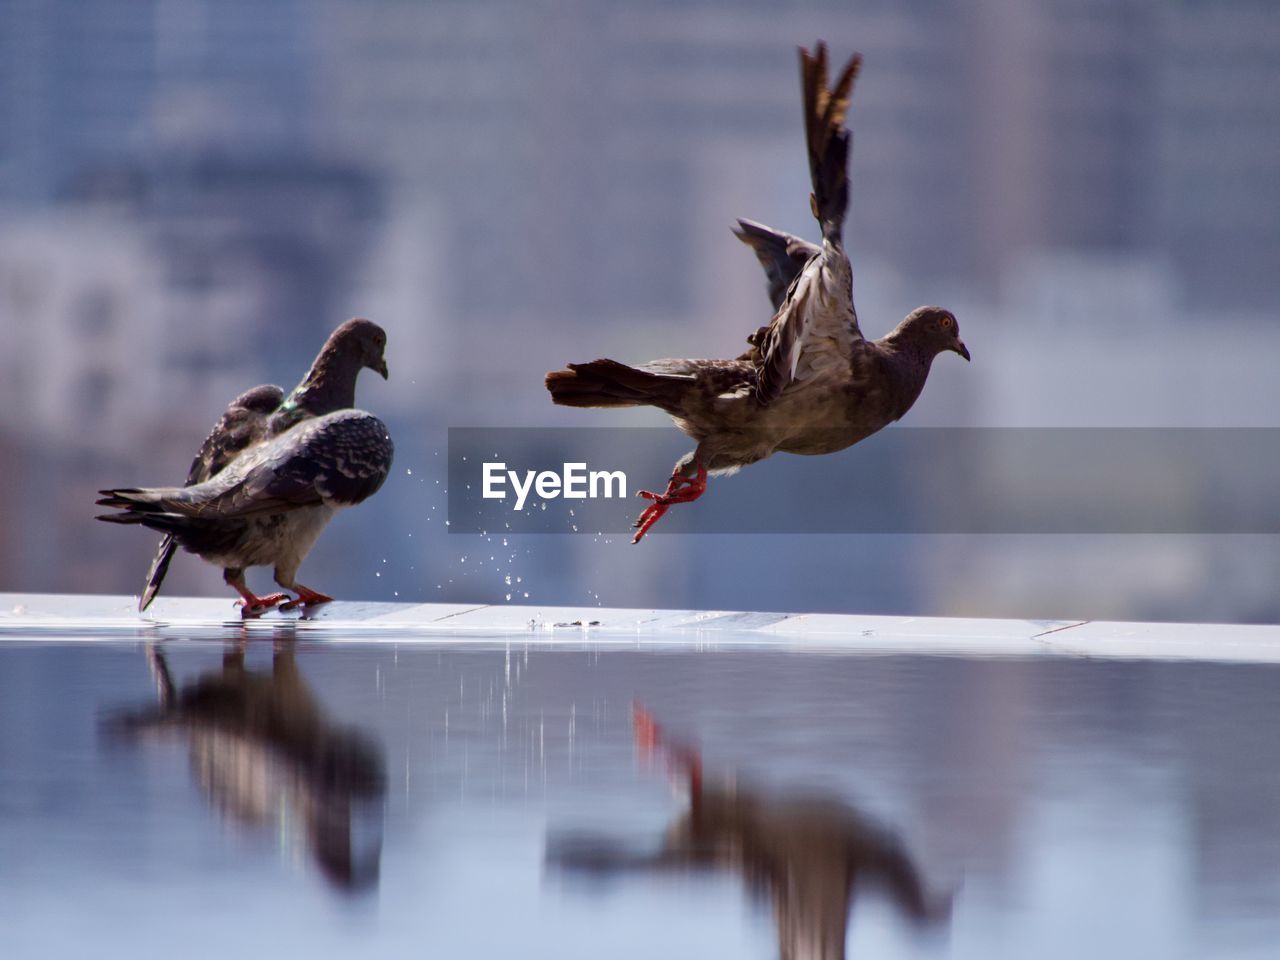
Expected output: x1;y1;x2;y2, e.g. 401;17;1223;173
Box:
139;384;284;612
193;410;394;518
733;218;821;312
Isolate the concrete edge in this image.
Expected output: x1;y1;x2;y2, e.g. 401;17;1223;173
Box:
0;592;1277;663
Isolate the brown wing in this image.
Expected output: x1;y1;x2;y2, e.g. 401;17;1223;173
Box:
752;45;864;406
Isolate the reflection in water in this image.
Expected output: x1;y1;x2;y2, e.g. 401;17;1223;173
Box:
103;642;386;891
549;706;951;960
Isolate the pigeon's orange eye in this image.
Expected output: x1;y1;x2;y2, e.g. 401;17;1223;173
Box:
940;316;953;328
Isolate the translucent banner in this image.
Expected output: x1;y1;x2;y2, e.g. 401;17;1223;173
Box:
447;427;1280;535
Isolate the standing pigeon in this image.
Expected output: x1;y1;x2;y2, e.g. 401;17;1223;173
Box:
545;44;969;542
100;318;392;616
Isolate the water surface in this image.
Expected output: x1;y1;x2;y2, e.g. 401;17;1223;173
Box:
1;633;1277;958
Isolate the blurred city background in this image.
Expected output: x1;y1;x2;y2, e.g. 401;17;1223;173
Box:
2;0;1278;622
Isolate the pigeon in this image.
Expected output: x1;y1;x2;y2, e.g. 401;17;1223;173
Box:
545;44;969;542
138;384;285;612
99;318;392;616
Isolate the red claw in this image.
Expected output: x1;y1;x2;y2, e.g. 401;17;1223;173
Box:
233;592;292;618
279;586;334;612
631;459;707;543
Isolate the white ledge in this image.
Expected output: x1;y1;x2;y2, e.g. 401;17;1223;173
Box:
0;592;1277;662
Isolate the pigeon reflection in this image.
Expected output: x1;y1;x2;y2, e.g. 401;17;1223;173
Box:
548;706;950;960
106;642;386;891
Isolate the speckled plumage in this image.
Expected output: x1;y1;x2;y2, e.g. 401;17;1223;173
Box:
545;44;969;538
103;318;391;613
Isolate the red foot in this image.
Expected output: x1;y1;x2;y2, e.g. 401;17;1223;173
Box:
233;592;291;618
279;587;334;612
631;460;707;543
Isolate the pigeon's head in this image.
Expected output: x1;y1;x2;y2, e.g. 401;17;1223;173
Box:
899;306;969;361
330;317;390;379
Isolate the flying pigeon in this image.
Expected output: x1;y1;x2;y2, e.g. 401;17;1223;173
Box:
545;44;969;542
100;319;392;616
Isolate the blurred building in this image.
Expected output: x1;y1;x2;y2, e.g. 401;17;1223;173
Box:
0;0;314;206
1156;2;1280;311
0;155;380;459
0;0;1278;616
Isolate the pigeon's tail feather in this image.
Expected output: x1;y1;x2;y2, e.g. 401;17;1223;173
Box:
139;537;177;612
545;360;693;412
96;507;246;559
95;487;187;513
800;43;860;243
95;509;188;534
96;487;232;546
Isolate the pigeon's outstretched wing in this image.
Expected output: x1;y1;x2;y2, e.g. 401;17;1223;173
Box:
99;410;394;528
139;384;284;611
753;45;864;406
733;218;821;313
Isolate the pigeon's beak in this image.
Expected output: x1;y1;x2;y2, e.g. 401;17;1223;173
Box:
375;358;389;379
954;340;970;362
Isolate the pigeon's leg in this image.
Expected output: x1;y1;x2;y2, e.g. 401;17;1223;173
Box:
631;455;707;543
277;583;334;612
224;568;291;618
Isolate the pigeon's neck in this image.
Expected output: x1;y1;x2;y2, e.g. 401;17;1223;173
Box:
881;328;936;370
268;348;362;435
877;334;935;419
289;348;363;416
